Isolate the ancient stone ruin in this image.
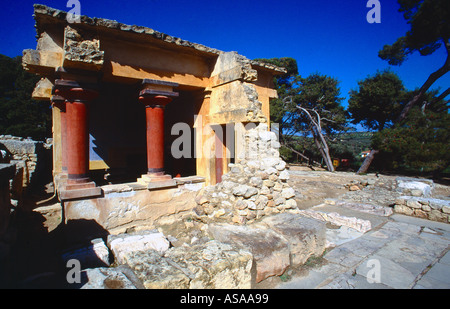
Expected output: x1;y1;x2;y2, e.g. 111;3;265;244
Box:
193;123;298;225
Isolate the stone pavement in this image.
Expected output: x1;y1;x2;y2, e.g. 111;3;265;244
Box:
278;213;450;289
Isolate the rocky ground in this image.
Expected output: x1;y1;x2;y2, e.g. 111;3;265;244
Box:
2;166;449;289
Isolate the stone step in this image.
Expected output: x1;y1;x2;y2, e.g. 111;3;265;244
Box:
208;213;326;283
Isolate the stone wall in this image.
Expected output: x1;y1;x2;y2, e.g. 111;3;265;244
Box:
394;196;450;223
193;123;298;225
64;181;202;241
0;135;52;191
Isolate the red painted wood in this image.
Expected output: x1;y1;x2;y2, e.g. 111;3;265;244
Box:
139;95;172;175
55;87;98;183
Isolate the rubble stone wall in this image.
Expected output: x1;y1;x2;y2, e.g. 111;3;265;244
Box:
0;135;52;190
193;123;298;225
394;196;450;223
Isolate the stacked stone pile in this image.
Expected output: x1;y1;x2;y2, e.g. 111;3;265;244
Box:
193;123;298;225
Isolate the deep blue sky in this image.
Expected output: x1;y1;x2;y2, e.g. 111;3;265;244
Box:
1;0;449;109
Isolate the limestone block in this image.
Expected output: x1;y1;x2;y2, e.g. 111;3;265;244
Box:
261;213;326;265
123;241;253;289
281;187;296;199
279;170;290;181
80;267;139;289
124;250;190;289
208;223;290;282
428;210;447;223
285;199;298;209
394;204;414;216
396;178;433;197
107;231;170;264
413;209;428;219
406;199;422;209
165;241;253;289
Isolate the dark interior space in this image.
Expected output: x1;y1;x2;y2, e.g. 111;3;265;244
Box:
88;84;203;185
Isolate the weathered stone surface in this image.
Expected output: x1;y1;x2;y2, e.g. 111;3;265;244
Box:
107;231;170;264
123;241;253;289
65;187;198;235
327;200;393;217
165;241;253;289
396;177;433;197
260;213;326;265
208;223;290;282
297;209;372;233
393;196;450;223
80;267;140;289
394;204;414;216
124;250;190;289
64;25;104;68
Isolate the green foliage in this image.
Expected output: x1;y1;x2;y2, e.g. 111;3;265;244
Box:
379;0;450;65
0;54;51;140
292;73;347;135
371;101;450;173
348;70;406;131
254;57;299;127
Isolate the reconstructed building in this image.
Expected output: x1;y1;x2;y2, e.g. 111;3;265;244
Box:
23;5;286;234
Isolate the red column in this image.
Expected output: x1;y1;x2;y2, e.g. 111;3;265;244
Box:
139;94;172;179
54;82;98;185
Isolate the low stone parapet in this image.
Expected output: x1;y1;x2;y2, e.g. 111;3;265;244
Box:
394;196;450;223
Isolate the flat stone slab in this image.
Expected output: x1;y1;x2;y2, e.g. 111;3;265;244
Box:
307;203;390;232
396;177;433;197
356;254;417;289
107;230;170;264
208;223;290;283
325;199;393;216
325;226;365;248
260;213;326;265
297;207;372;233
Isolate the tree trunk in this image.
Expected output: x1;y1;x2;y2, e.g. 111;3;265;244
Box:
312;128;335;172
356;149;379;175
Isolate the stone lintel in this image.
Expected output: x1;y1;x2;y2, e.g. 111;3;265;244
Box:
139;89;179;98
142;79;179;88
141;79;179;98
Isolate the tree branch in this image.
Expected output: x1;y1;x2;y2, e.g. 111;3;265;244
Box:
397;39;450;123
432;87;450;105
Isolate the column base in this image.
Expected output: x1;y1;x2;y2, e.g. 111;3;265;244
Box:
137;173;177;189
56;175;103;201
